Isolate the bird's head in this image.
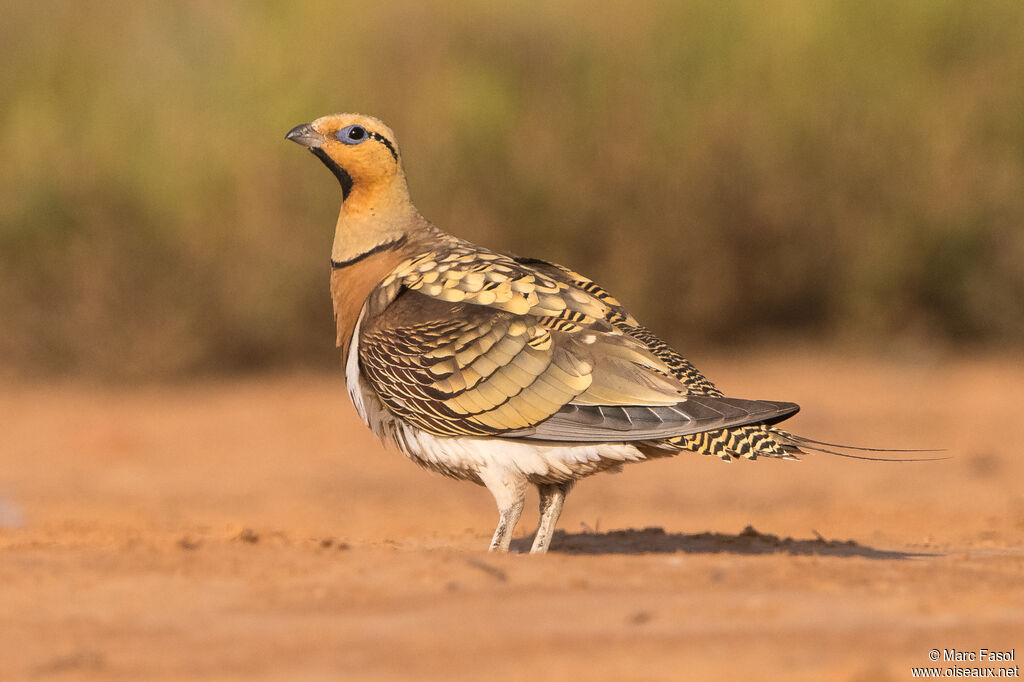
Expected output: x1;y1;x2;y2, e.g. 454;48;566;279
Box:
286;113;403;201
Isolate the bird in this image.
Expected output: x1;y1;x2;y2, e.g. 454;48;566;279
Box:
285;113;914;554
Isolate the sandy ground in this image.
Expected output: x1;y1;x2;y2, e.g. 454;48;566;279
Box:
1;351;1022;681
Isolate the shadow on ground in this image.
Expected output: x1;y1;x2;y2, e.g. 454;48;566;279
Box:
511;525;933;559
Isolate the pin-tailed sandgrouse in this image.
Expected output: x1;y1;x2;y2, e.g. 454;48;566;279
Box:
287;113;857;553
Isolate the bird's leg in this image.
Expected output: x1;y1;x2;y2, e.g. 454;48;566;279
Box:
530;481;574;554
489;499;525;552
478;467;527;552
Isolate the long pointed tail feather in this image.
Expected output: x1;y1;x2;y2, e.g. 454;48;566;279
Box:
770;428;949;462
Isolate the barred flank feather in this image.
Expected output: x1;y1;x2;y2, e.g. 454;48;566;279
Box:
664;424;798;461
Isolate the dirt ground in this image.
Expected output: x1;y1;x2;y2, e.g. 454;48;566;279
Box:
1;351;1022;681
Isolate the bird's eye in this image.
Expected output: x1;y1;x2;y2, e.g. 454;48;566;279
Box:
337;125;367;145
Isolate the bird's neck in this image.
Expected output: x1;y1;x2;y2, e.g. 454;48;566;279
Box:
328;180;442;364
330;179;419;264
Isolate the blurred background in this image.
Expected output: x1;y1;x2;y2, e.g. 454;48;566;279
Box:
2;0;1022;380
3;7;1023;676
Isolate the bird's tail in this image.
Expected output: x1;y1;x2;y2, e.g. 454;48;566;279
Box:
657;425;946;462
768;428;948;462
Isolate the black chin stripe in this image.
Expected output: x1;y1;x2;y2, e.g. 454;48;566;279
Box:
310;147;354;198
368;131;399;161
330;235;408;269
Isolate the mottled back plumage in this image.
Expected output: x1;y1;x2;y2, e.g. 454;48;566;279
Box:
357;237;800;455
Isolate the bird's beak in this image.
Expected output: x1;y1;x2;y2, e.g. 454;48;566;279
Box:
285;123;327;148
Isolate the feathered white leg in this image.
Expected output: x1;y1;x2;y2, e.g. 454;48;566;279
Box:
478;466;527;552
530;481;573;554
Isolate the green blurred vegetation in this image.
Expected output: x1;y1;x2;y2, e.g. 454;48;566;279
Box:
2;0;1023;378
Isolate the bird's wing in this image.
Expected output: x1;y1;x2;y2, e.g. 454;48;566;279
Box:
359;248;798;441
509;256;727;396
378;246;630;329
